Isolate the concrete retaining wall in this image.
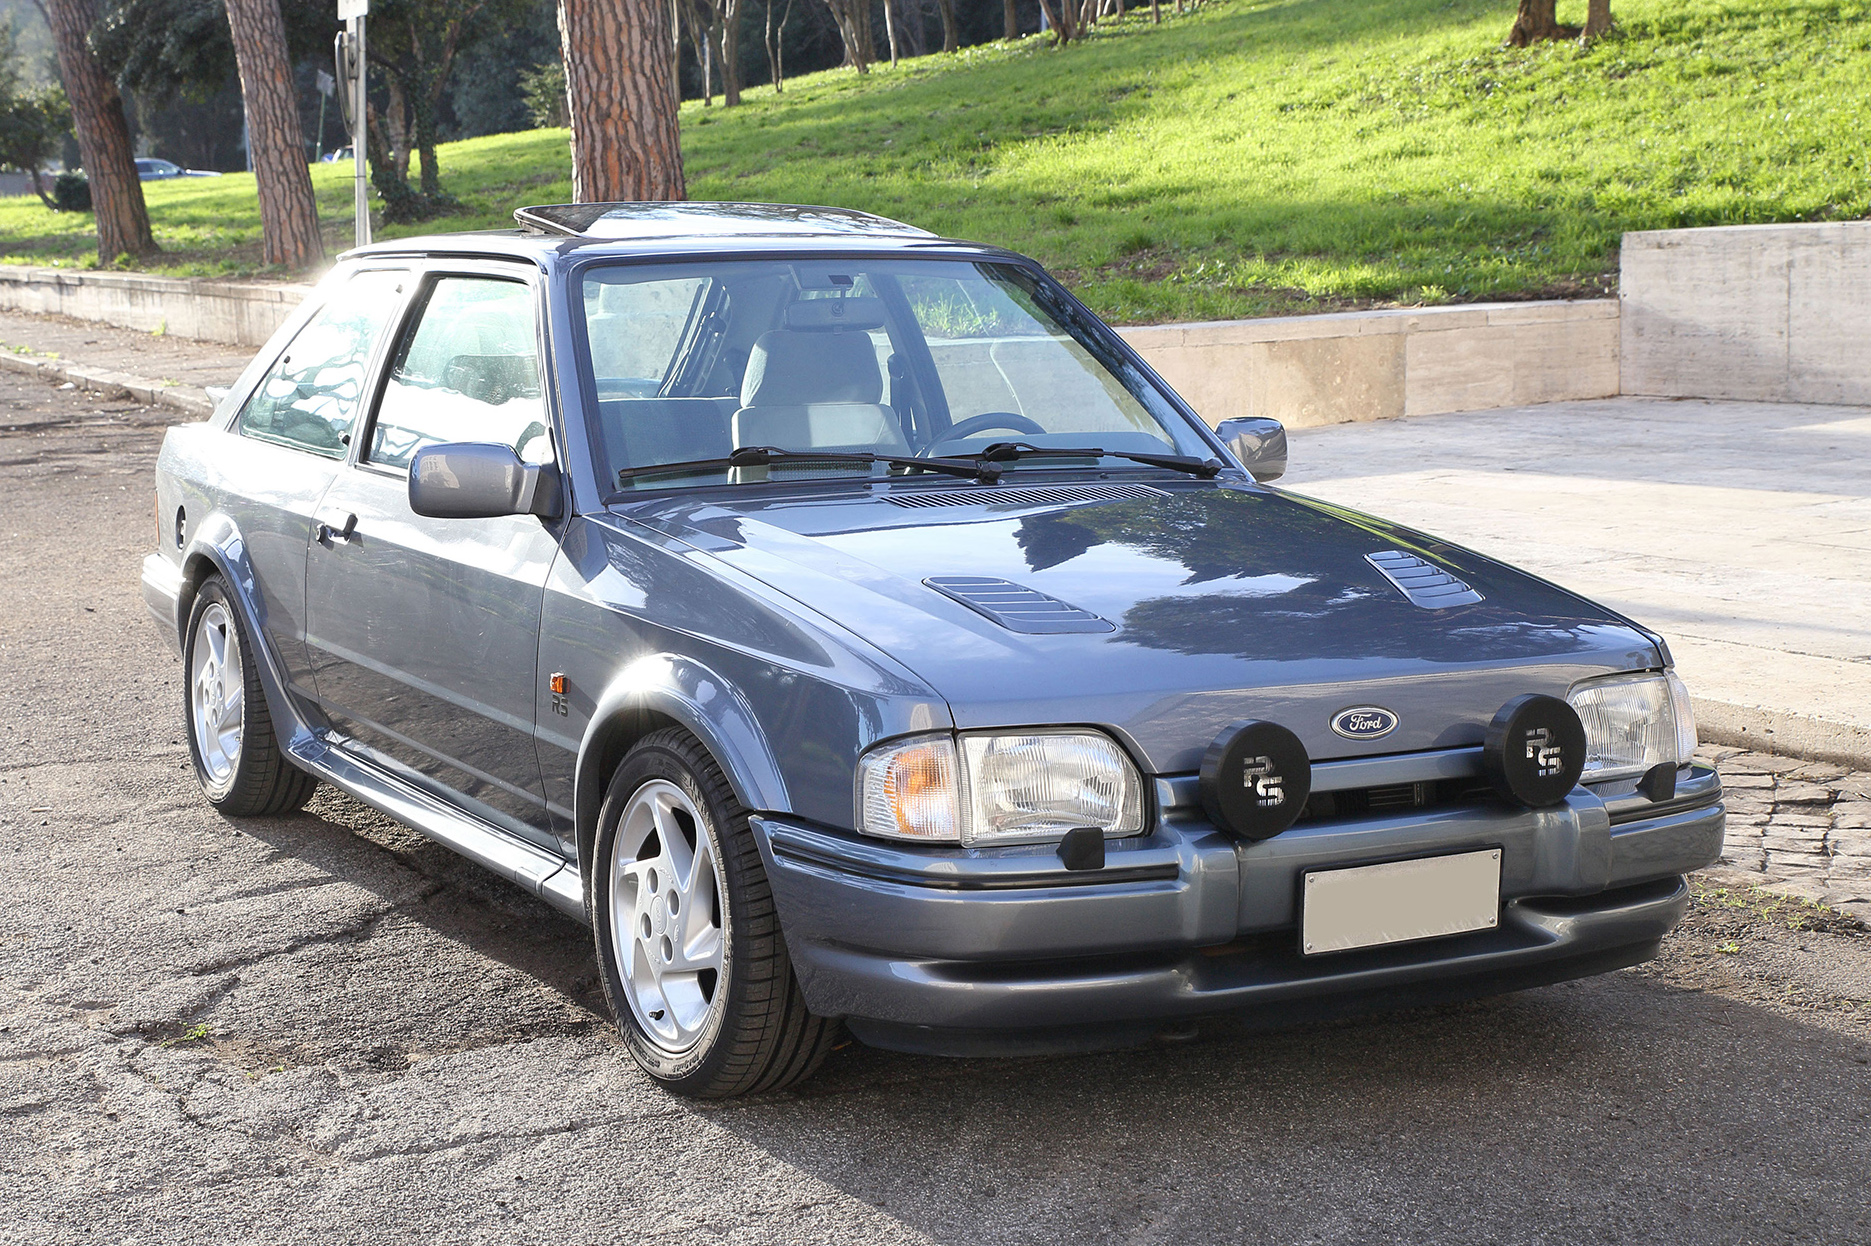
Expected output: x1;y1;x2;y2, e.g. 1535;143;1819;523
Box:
0;266;310;348
0;264;1628;428
1117;300;1620;429
1621;221;1871;405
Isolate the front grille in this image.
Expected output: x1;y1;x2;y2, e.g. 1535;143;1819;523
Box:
1296;777;1496;823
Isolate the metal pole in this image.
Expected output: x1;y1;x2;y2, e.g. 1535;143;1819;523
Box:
352;16;370;247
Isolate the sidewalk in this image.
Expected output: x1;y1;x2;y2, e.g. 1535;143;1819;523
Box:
0;310;254;416
1284;397;1871;770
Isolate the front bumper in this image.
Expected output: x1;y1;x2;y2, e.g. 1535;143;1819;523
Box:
753;763;1724;1054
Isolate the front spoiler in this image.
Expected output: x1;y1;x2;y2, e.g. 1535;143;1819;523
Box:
841;878;1687;1056
754;775;1722;1051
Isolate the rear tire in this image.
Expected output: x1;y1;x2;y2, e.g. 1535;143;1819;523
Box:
182;577;317;817
590;727;839;1097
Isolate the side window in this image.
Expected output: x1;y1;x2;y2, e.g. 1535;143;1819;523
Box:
237;269;406;457
367;276;551;471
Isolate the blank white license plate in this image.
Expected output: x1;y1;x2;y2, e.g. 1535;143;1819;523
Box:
1302;848;1502;956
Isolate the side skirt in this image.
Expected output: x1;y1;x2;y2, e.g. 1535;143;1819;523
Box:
289;734;588;923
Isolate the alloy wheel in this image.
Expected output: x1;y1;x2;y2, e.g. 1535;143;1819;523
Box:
189;601;245;795
608;778;727;1053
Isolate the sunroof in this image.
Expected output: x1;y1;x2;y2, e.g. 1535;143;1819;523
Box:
514;202;931;240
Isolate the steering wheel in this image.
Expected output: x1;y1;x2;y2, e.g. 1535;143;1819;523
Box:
924;411;1045;455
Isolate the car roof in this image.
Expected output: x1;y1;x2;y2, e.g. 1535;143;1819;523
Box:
339;201;1017;267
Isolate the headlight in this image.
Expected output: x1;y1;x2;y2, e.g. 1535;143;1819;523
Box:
857;730;1145;845
1566;671;1698;782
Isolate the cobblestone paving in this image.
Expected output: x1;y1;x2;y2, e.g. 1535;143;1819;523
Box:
1703;744;1871;921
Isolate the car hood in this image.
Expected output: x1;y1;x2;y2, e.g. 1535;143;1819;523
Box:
610;479;1661;772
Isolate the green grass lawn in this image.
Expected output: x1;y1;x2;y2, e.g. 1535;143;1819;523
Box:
3;0;1866;323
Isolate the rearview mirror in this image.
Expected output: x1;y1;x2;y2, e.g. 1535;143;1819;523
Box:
1213;417;1287;482
408;443;561;520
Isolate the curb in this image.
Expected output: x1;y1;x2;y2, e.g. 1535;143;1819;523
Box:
1695;697;1871;774
0;348;214;417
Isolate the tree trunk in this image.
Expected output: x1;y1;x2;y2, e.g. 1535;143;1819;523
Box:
902;1;925;55
41;0;155;261
686;2;714;105
225;0;322;269
936;0;957;51
31;171;58;212
379;75;412;179
1003;0;1018;39
821;0;869;72
363;101;423;223
765;0;781;90
411;79;441;196
670;0;683;107
1151;0;1160;22
1504;0;1577;46
721;0;741;105
1036;0;1075;42
1580;0;1613;42
558;0;686;202
415;7;478;201
882;0;899;66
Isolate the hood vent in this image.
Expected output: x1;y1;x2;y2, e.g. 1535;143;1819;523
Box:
1366;549;1484;609
887;483;1167;510
925;576;1115;634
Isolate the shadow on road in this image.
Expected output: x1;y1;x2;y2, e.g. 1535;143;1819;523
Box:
708;977;1871;1243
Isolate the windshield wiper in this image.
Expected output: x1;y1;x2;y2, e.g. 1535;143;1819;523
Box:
607;445;1002;497
978;441;1223;478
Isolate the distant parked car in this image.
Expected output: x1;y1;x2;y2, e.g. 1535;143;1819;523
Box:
135;158;221;180
143;202;1725;1098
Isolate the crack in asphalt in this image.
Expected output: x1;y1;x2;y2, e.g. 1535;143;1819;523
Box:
182;882;445;979
330;1109;692;1165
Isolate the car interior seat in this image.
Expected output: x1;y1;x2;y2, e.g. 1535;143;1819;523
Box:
731;297;906;456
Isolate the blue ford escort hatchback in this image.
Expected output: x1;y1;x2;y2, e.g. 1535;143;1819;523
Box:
144;203;1724;1096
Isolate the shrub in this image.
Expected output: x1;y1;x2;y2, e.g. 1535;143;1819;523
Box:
52;171;90;212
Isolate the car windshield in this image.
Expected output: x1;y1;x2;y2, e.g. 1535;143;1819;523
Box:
580;258;1209;491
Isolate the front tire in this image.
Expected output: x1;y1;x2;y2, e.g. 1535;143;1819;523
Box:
590;728;838;1097
182;577;317;817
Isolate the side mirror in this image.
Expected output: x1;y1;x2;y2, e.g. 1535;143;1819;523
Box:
408;443;562;520
1213;417;1287;483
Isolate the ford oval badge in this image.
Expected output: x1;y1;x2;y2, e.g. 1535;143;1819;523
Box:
1331;706;1398;740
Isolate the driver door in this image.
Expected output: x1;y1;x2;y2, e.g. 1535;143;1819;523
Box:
302;269;561;845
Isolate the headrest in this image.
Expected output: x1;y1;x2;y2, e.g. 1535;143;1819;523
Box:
443;354;539;405
741;330;882;406
783;297;885;332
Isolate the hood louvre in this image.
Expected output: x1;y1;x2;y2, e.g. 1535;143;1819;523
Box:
1366;550;1484;609
924;576;1115;634
887;483;1168;510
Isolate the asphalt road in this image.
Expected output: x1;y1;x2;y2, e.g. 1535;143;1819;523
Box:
2;371;1867;1246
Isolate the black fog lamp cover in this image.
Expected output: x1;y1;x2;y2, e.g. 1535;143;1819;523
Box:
1200;720;1311;841
1483;694;1587;807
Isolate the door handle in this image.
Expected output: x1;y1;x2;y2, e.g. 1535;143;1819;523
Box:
316;513;358;545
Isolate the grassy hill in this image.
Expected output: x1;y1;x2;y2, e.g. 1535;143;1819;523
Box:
2;0;1866;324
